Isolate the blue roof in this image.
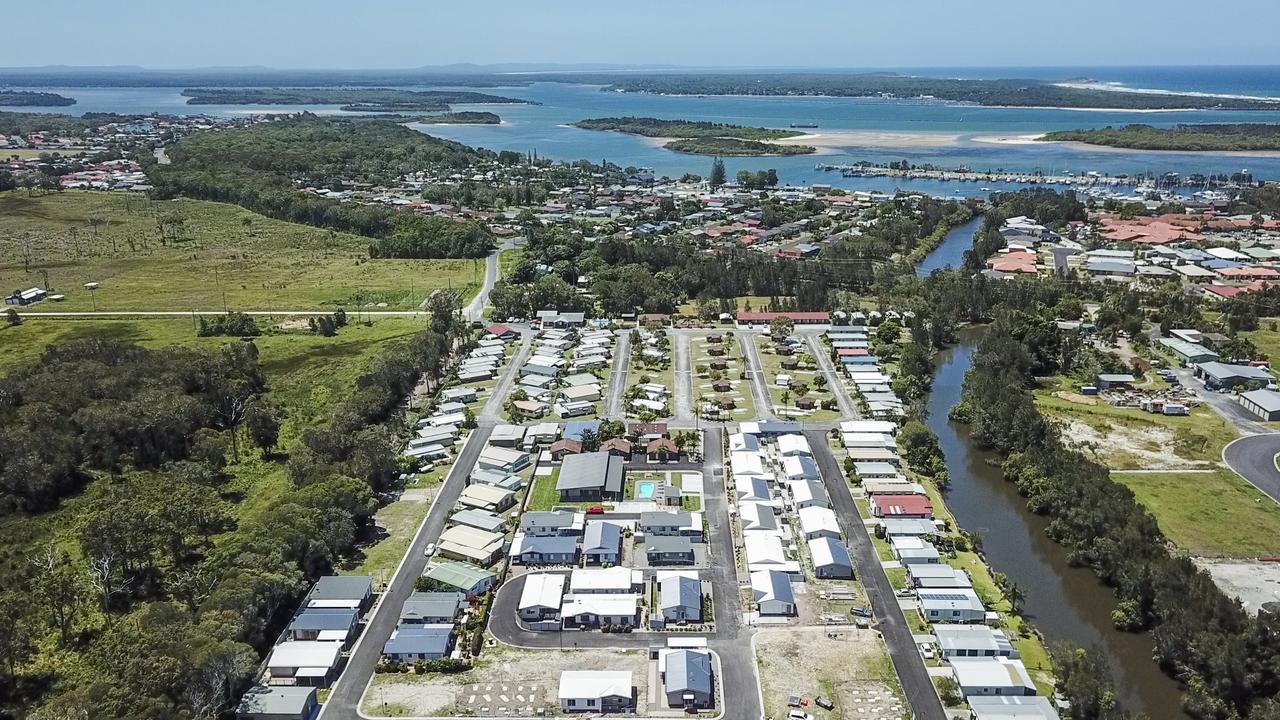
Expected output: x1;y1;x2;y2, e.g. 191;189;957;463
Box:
289;607;357;632
563;420;602;442
665;649;713;695
383;625;453;655
1201;259;1243;270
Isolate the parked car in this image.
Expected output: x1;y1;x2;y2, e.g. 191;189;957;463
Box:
814;696;834;711
919;642;935;660
787;711;812;720
585;506;605;515
850;606;872;618
895;587;914;597
423;542;436;557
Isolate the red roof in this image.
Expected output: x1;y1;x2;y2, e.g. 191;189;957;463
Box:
647;438;678;454
736;311;831;323
1202;285;1244;300
871;495;934;518
486;323;515;337
837;348;870;356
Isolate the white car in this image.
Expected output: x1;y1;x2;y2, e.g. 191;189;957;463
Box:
787;711;812;720
919;642;936;660
423;542;436;557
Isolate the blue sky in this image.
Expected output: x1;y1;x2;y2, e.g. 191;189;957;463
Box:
4;0;1279;69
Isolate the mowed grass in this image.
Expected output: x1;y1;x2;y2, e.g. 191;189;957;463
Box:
0;190;483;311
1113;469;1280;558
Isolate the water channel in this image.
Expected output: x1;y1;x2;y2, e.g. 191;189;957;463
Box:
916;224;1189;719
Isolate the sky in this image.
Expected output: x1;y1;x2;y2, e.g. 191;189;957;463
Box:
4;0;1280;69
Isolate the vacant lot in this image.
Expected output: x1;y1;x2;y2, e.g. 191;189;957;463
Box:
363;643;650;717
755;627;906;720
0;191;482;310
1113;469;1280;557
1036;380;1236;468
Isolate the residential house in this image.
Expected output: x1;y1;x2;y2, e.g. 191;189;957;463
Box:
509;534;579;565
518;572;566;621
305;576;373;615
808;536;854;579
662;649;714;709
583;521;624;565
798;505;841;540
657;572;702;623
950;657;1037;697
285;607;359;645
967;697;1060;720
919;589;987;623
646;438;679;462
645;536;695;566
891;536;940;565
455;484;516;514
750;569;796;616
556;451;625;501
933;624;1019;659
422;561;497;596
399;592;466;625
639;511;703;541
871;495;933;519
382;624;454;663
449;508;507;534
907;565;972;589
558;670;635;713
477;445;530;473
570;567;644;595
436;525;506;566
520;510;586;537
265;641;343;687
560;594;642;628
236;686;319;720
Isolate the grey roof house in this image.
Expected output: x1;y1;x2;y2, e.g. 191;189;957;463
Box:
645;536;695;566
556;451;625;501
399;592;466;625
583;521;623;565
663;649;714;709
658;574;701;623
236;686;318;720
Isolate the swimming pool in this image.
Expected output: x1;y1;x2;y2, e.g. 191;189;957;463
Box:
636;481;656;499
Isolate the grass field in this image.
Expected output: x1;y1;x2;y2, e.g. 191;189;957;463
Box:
0;190;482;311
1113;469;1280;557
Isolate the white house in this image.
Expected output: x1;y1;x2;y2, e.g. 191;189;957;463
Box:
559;670;635;713
808;536;854;579
918;588;986;624
518;573;566;621
950;657;1037;697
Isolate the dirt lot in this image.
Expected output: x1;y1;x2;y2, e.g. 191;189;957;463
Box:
1196;558;1280;613
362;643;650;717
755;627;906;720
1054;416;1210;470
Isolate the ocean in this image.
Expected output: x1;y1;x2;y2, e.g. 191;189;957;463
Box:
7;66;1280;192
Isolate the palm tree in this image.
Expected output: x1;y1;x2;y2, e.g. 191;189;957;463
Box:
1006;582;1026;615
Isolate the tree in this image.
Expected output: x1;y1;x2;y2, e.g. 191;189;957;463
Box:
769;316;795;338
30;547;85;648
1005;582;1026;614
934;676;962;706
579;428;601;453
708;157;726;190
0;590;35;686
5;308;20;326
244;403;282;458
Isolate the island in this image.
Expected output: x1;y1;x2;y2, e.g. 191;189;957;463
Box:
413;111;501;124
181;87;530;108
563;72;1280;111
1041;124;1280;152
572;116;814;155
665;137;815;156
0;90;76;107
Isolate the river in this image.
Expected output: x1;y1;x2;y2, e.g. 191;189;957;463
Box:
916;215;987;277
917;229;1189;718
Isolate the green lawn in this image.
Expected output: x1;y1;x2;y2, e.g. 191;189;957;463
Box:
343;493;433;586
1113;469;1280;557
0;190;482;311
690;336;756;420
526;469;562;511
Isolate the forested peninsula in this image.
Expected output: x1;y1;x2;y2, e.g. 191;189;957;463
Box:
573;116;814;155
0;90;76;107
583;73;1280;110
1043;123;1280;151
181;87;530;108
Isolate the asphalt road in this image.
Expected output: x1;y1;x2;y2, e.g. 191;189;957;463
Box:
806;333;858;417
673;331;695;422
605;330;631;418
461;246;502;323
320;423;496;720
1224;434;1280;505
807;430;947;720
738;332;776;421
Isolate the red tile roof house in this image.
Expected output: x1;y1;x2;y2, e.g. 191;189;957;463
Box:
486;323;517;340
600;438;633;457
1217;267;1280;281
646;438;679;463
550;439;583;460
871;495;934;519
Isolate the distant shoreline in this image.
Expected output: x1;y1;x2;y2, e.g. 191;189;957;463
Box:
973;132;1280;157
